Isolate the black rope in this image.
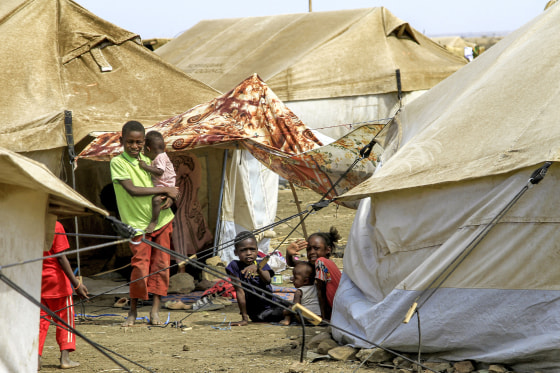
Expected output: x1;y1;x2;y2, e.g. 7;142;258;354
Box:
38;317;155;372
0;272;144;373
0;238;130;271
140;237;440;373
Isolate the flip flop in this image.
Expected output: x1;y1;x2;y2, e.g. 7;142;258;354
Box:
164;300;192;310
113;297;129;308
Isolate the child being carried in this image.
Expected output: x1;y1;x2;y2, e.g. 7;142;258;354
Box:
138;130;176;233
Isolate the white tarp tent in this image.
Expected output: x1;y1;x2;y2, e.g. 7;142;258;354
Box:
156;8;466;139
332;3;560;372
0;147;106;373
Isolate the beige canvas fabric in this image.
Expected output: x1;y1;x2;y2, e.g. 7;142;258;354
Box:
0;146;106;372
0;0;218;155
340;4;560;200
0;147;106;217
156;7;466;101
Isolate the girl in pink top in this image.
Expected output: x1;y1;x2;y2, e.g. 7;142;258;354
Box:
286;226;342;321
139;130;176;233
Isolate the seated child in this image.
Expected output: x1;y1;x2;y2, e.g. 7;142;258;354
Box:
138;130;176;233
280;261;321;325
226;231;284;326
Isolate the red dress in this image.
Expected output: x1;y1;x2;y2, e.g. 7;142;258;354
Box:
314;257;341;308
38;222;75;355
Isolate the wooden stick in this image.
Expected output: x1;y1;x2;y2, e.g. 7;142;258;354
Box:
289;182;308;239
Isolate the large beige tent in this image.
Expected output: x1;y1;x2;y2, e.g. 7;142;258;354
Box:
156;7;466;139
0;0;218;172
331;3;560;371
0;148;106;373
0;0;283;264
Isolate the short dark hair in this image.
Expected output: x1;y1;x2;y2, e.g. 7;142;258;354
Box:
234;231;257;249
122;121;145;137
308;226;341;258
145;131;165;151
294;261;315;281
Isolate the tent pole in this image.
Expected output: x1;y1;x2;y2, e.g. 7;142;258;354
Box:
289;182;308;239
64;111;81;279
213;149;229;256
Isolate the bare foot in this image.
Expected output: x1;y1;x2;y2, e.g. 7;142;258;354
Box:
279;319;290;326
145;221;157;234
149;311;164;325
60;350;80;369
122;309;137;327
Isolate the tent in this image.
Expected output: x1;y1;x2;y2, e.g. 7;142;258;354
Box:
0;147;106;373
432;36;477;60
156;7;466;139
0;0;218;172
0;0;276;267
80;74;380;261
331;4;560;372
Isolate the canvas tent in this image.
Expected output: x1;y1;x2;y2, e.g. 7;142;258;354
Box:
432;36;477;59
156;7;466;139
80;75;380;261
0;0;218;172
0;0;280;265
331;4;560;372
0;147;106;373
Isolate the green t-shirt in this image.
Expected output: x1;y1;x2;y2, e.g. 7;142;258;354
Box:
110;152;174;234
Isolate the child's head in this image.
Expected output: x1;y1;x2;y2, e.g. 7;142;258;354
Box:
144;131;166;160
120;121;145;158
292;261;315;288
233;231;258;265
306;226;341;264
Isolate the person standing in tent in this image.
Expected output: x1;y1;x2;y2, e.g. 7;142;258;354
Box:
138;130;176;234
110;120;178;326
39;221;89;370
285;227;342;321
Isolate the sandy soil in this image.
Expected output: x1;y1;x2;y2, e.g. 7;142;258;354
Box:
39;187;368;373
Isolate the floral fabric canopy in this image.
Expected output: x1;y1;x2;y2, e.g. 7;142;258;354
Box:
79;74;383;206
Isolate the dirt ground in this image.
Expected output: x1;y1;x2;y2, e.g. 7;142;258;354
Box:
39;187;369;373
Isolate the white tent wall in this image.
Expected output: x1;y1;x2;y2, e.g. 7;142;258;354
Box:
332;165;560;372
286;91;426;139
0;187;49;373
219;149;278;263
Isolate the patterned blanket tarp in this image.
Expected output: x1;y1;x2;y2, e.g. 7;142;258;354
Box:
78;74;381;206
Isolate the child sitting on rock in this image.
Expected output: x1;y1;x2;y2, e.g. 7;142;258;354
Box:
226;231;284;326
280;261;321;325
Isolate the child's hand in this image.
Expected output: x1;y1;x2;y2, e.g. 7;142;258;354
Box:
165;187;178;200
241;263;258;279
286;239;307;257
160;196;173;210
138;159;148;169
75;283;89;299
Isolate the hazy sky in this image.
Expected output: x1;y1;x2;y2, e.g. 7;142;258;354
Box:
73;0;547;39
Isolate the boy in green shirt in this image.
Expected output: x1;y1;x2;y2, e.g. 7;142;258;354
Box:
110;121;177;326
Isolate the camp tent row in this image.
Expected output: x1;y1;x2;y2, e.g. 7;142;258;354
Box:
331;3;560;372
0;0;287;262
156;7;467;140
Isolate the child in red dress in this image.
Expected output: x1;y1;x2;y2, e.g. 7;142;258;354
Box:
39;221;89;370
